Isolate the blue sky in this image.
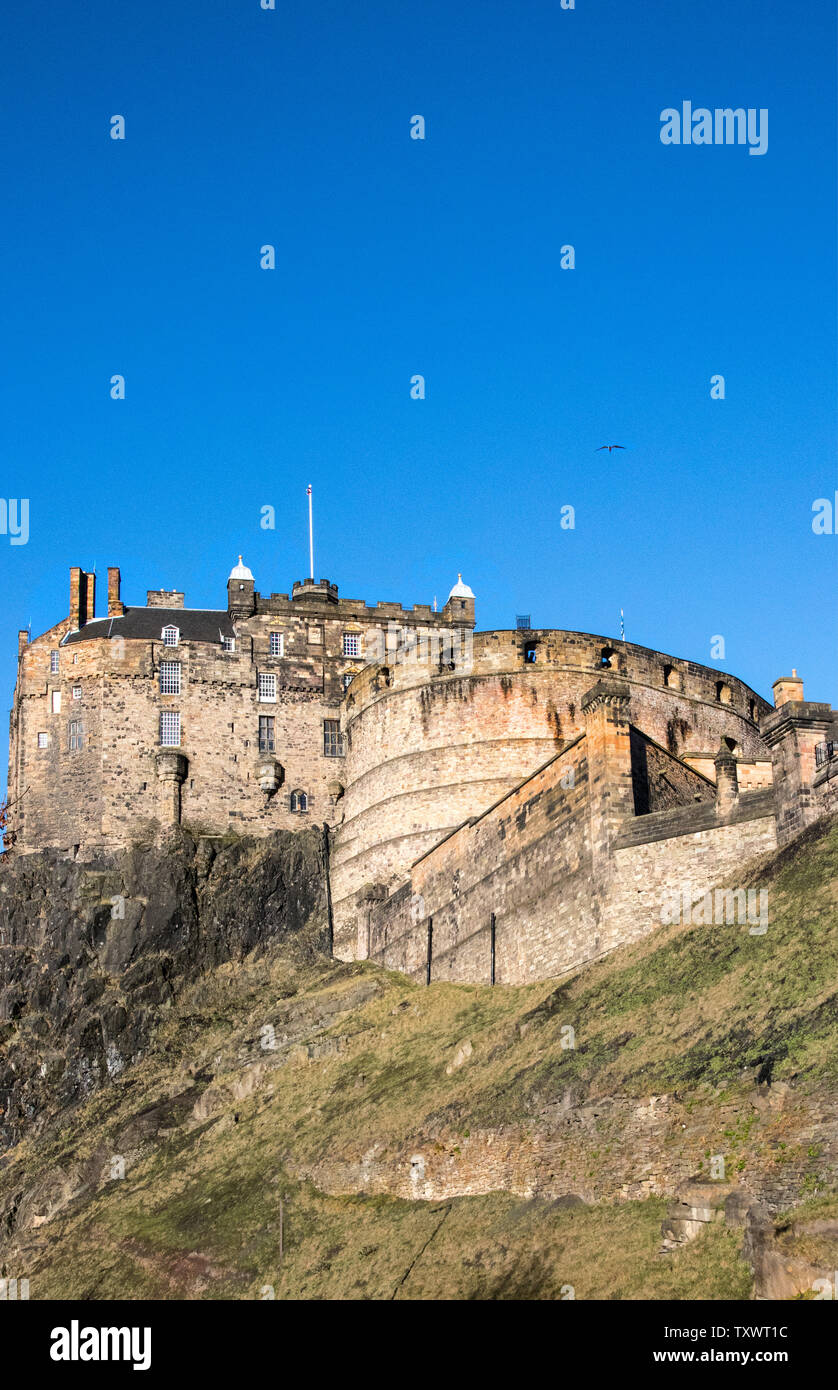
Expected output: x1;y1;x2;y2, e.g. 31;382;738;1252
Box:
1;0;836;788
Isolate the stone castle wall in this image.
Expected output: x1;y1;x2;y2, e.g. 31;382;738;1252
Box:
330;632;772;957
7;561;837;991
6;567;473;855
364;692;780;986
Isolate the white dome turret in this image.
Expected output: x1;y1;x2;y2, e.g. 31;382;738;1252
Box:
228;556;254;582
447;573;474;600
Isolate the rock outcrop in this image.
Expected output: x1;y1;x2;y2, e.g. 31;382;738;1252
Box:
0;827;329;1152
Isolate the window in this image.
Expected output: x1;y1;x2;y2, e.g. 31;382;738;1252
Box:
323;719;344;757
72;686;82;700
160;711;181;746
524;642;537;664
159;661;181;695
68;719;83;751
269;632;284;657
51;690;61;714
342;671;355;691
221;636;235;653
342;633;361;658
749;698;757;721
162;625;179;648
716;681;732;705
600;647;615;669
50;650;59;674
290;790;308;813
259;715;275;752
258;673;277;703
37;732;48;749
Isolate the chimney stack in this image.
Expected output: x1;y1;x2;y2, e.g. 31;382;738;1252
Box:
84;571;96;624
108;567;124;617
69;566;83;629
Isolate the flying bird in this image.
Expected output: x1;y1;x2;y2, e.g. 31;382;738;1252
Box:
596;444;626;453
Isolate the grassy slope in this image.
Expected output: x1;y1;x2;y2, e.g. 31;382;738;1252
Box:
2;816;837;1300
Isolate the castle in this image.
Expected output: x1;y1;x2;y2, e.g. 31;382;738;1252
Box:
7;561;838;985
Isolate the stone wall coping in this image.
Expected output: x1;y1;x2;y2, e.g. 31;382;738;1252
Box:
613;787;776;849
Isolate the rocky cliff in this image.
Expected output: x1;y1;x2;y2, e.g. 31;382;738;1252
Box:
1;816;837;1299
0;827;330;1153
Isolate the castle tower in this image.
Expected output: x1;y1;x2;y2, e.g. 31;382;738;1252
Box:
441;574;475;627
227;556;256;617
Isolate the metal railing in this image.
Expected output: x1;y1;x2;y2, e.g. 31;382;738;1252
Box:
815;740;836;768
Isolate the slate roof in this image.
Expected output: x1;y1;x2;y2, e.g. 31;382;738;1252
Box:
62;607;235;646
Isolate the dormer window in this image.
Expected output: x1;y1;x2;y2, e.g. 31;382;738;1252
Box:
221;636;235;653
162;625;179;648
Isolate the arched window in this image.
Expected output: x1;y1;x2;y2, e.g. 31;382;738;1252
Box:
600;646;615;669
715;681;732;705
524;642;537;664
290;789;308;813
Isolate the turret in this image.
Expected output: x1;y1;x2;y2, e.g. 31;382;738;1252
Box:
227;556;256;617
441;574;476;627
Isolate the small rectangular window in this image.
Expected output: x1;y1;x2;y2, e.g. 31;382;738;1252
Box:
342;633;360;658
259;715;275;752
162;626;179;648
50;651;59;673
323;719;344;757
159;661;181;695
51;690;61;714
269;631;284;657
37;732;48;749
221;636;235;653
258;673;277;703
68;719;83;751
160;711;181;746
72;686;82;700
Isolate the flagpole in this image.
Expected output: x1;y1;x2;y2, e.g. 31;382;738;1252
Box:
307;484;314;580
